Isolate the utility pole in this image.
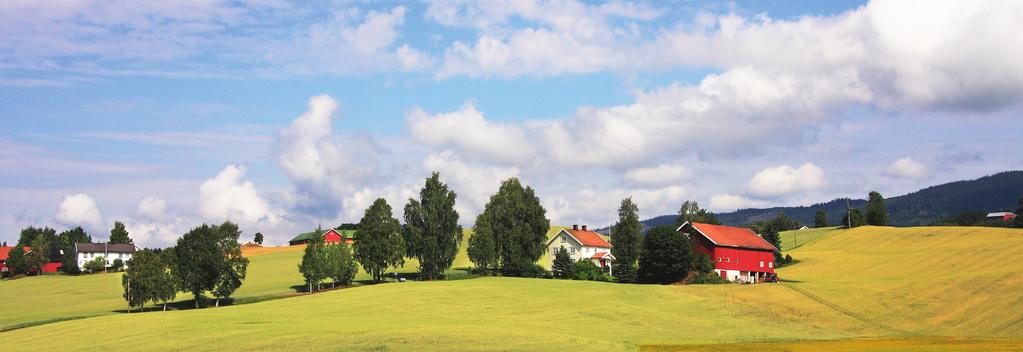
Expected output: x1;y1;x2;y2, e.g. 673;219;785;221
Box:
846;198;852;229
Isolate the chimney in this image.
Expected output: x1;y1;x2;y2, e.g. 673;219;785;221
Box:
572;224;579;230
582;225;588;231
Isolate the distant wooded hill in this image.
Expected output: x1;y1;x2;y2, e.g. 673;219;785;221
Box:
637;170;1023;228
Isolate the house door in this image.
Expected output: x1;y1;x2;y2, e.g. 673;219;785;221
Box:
720;271;728;280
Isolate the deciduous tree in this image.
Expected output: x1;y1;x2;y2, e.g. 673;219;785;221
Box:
611;197;642;283
253;232;264;245
674;201;720;227
637;226;694;284
57;227;91;274
467;215;497;274
402;172;462;280
172;221;248;308
472;178;550;276
354;198;405;282
866;191;888;226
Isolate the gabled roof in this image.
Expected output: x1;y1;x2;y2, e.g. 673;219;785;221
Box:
678;222;778;252
548;228;611;248
591;251;615;260
75;243;137;253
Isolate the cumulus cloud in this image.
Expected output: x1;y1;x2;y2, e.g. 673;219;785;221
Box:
55;193;104;231
136;196;167;219
275;94;386;217
422;150;520;216
545;185;686;228
623;164;692;185
747;163;826;197
407;103;536;164
198;165;280;225
885;157;929;179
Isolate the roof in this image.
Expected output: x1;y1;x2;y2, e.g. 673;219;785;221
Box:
289;229;358;242
562;229;611;248
0;246;30;261
986;212;1016;217
591;251;615;259
75;243;137;253
680;222;778;252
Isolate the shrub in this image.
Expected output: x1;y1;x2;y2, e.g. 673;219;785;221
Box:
83;256;106;273
784;254;793;264
573;260;610;282
111;258;125;272
690;271;726;284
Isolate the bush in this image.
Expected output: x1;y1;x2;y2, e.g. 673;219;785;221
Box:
572;260;610;282
83;256;106;273
784;254;793;264
111;258;124;272
551;247;574;279
690;271;726;284
501;259;549;278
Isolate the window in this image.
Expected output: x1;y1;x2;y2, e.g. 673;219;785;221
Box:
769;262;773;268
726;258;730;263
561;236;566;243
717;257;722;262
759;261;764;268
571;247;576;254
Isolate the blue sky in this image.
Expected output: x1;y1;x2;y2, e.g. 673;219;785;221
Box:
1;0;1021;247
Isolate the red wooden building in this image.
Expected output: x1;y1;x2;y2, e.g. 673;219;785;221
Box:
289;229;357;246
0;246;62;275
677;221;778;283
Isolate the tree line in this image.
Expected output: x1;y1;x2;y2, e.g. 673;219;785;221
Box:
3;222;134;278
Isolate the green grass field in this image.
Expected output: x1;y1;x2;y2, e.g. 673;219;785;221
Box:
779;226;841;251
1;226;1022;351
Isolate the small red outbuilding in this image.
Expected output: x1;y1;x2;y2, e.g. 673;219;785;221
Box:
677;221;779;283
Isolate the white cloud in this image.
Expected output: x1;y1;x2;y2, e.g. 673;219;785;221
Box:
623;164;692;185
422;150;520;217
709;194;761;212
407;103;536;164
136;196;167;219
545;185;686;228
747;163;826;197
198;164;280;225
55;193;104;231
885;157;929;179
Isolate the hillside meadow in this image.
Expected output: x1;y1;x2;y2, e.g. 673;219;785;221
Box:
0;226;1021;350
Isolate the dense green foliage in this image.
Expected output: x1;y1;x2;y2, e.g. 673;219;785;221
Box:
110;258;124;272
637;226;694;284
298;232;327;291
1016;197;1023;228
5;245;28;275
402;172;463;280
571;260;609;281
122;249;176;311
28;229;58;274
57;227;91;274
171;221;249;307
814;210;828;227
83;257;106;273
325;243;358;287
866;191;888;226
470;178;550;276
842;208;866;228
354;198;405;282
253;232;264;245
467;215;497;274
674;200;721;226
109;221;133;244
611;197;642;283
551;247;573;279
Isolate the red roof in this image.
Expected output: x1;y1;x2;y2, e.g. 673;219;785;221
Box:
690;222;777;252
0;246;30;261
565;229;611;248
591;251;612;259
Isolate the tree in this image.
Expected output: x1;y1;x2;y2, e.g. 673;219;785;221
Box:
253;232;264;245
467;215;498;274
111;258;125;272
674;200;720;227
402;172;463;280
122;248;176;312
611;197;642;283
865;191;888;226
172;221;248;308
57;227;91;274
17;226;55;248
842;209;866;228
325;243;357;287
1014;197;1023;228
354;198;405;283
551;247;574;279
814;210;828;228
28;230;58;274
298;230;327;292
109;221;133;244
211;222;248;307
572;260;609;281
5;246;28;276
472;178;550;276
637;226;694;284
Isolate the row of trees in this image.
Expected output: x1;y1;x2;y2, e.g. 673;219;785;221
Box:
813;191;890;229
299;232;358;291
121;221;248;310
5;222;134;277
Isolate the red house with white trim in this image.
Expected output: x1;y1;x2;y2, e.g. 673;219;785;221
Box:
677;221;778;283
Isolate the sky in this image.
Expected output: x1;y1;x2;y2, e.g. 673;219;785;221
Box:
1;0;1021;247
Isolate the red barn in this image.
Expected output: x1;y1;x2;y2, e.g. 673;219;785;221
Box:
0;246;62;275
289;229;357;246
677;221;779;283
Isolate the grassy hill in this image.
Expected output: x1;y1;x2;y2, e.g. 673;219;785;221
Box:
1;226;1021;350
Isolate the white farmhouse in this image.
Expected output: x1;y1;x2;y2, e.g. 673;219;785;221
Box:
546;225;615;274
75;243;137;269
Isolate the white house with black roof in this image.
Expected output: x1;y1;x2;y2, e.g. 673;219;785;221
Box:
75;243;137;269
